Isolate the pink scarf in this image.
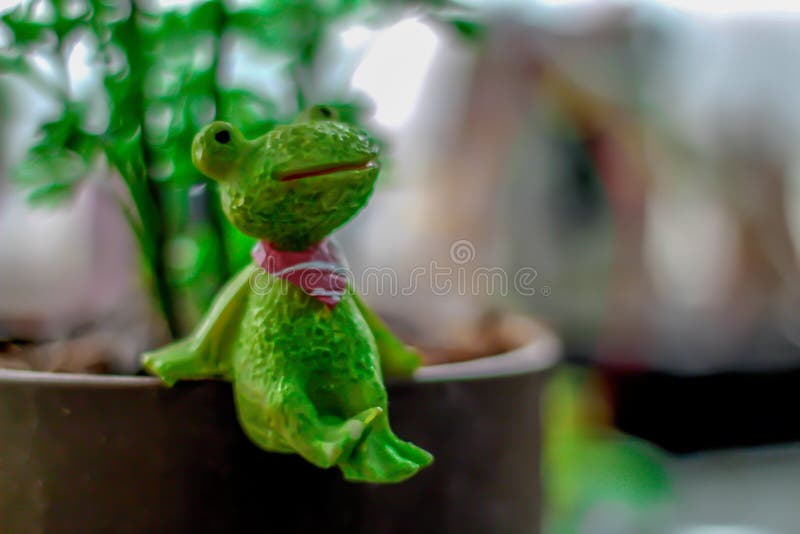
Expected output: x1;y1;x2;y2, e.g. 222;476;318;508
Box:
252;238;348;309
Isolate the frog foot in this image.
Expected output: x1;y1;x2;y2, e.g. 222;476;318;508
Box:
338;425;433;483
302;406;384;468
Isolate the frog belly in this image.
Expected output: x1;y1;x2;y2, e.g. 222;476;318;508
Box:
234;280;384;400
231;278;384;432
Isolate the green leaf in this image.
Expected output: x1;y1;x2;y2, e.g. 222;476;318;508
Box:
447;18;484;41
12;112;101;204
15;148;87;183
27;182;75;205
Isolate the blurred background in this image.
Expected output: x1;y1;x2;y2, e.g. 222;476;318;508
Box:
2;0;800;532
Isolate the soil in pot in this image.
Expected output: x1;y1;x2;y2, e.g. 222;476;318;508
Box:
1;309;548;373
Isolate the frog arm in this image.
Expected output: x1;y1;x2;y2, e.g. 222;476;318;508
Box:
352;292;422;377
142;265;256;385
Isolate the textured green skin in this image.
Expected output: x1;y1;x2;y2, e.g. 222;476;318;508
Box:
143;107;432;483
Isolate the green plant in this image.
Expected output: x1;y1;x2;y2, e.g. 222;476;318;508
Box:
1;0;366;337
0;0;481;339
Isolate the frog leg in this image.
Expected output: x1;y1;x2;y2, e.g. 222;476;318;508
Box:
142;265;256;386
235;380;383;468
353;293;422;377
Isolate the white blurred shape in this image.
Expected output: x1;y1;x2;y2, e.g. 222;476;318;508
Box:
222;34;296;117
29;52;62;88
656;0;800;15
341;25;372;50
351;18;439;130
31;0;55;22
0;0;19;15
646;189;737;310
150;0;205;10
677;526;776;534
65;33;93;98
0;187;93;319
537;0;618;6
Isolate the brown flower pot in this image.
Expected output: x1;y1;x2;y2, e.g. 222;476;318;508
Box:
0;317;559;533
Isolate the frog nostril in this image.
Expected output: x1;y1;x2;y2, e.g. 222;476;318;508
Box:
215;130;231;144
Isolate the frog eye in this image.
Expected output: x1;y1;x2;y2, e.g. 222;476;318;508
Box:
310;105;339;121
214;129;231;144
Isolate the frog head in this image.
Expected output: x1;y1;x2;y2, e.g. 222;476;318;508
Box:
192;105;380;251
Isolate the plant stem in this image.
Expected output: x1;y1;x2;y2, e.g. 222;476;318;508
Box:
145;181;180;339
103;0;181;339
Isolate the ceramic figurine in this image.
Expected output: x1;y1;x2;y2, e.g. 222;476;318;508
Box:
143;106;433;483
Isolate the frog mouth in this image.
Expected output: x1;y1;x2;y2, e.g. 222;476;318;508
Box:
278;160;378;182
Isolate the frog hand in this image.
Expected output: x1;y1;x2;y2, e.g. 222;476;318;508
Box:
142;339;215;386
380;343;423;377
142;265;253;385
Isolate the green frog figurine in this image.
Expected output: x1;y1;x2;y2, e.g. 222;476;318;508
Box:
142;106;433;483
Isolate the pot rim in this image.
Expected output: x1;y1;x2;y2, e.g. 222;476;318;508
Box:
410;328;559;383
0;327;559;389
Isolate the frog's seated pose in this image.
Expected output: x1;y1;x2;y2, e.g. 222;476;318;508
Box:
143;106;433;483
